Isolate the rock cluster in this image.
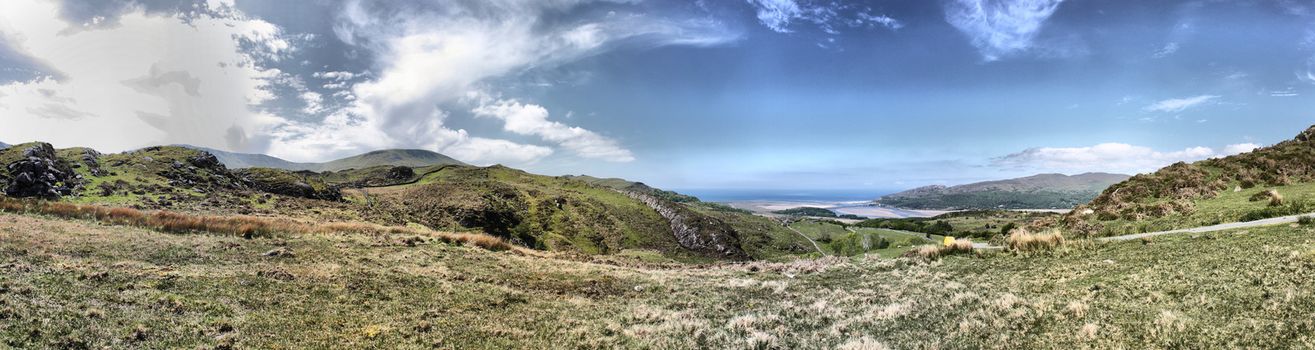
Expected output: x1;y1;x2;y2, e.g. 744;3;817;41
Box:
3;143;79;198
621;187;748;259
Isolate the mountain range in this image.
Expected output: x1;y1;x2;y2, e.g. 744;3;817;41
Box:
876;172;1131;210
181;146;466;172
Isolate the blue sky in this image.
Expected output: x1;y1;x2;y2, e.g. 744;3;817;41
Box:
0;0;1313;192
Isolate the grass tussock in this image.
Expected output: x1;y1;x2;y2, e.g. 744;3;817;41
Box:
1248;189;1284;207
1006;228;1066;252
904;238;974;260
0;196;514;251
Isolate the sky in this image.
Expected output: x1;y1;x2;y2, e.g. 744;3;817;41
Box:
1;0;1313;192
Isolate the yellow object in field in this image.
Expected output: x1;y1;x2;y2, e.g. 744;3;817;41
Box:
943;236;955;247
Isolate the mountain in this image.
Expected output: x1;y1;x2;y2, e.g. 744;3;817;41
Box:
0;141;8;149
184;146;315;170
315;149;465;172
0;142;811;261
1060;124;1315;237
183;146;466;172
877;173;1130;210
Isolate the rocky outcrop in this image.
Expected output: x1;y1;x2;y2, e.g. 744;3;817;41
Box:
4;143;79;198
386;166;415;180
621;186;748;259
235;168;342;201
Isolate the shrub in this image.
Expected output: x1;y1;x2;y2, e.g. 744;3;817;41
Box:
1298;216;1315;226
1249;189;1283;207
1006;228;1065;252
903;238;974;260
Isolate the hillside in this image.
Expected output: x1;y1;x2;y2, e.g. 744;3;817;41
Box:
183;146;316;170
318;149;466;172
1058;124;1315;237
877;173;1129;210
183;146;467;172
0;142;808;262
5;207;1313;348
350;166;810;260
0;141;8;149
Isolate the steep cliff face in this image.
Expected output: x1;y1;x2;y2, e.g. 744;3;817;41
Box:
621;185;748;260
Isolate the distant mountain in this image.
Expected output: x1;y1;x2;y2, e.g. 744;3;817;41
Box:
316;149;465;172
180;146;466;172
876;173;1131;210
184;146;315;170
0;141;8;149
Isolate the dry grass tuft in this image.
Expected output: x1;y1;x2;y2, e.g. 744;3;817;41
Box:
1250;189;1284;207
0;196;515;251
904;238;975;260
1006;228;1066;252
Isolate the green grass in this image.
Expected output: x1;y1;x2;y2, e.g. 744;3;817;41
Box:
1087;181;1315;236
8;212;1315;348
790;220;937;257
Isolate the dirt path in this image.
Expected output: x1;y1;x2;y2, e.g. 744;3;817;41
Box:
784;224;827;256
1095;212;1315;242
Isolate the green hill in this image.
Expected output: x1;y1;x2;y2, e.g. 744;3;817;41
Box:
182;146;467;172
0;142;808;262
350;167;810;260
316;149;466;171
877;173;1129;210
1059;124;1315;237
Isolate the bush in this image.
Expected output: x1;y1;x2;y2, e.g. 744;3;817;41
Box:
903;238;974;260
1006;228;1065;252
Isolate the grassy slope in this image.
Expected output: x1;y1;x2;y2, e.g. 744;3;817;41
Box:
878;173;1129;210
688;203;814;260
1062;125;1315;237
3;144;811;261
6;212;1315;348
789;219;936;257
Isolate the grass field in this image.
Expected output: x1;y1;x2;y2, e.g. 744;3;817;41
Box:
6;212;1315;348
790;219;939;257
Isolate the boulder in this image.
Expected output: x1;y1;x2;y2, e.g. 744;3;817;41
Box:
4;143;78;198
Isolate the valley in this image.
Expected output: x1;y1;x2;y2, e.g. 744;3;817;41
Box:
6;125;1315;348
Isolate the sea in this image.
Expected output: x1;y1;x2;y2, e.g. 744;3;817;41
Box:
673;188;892;203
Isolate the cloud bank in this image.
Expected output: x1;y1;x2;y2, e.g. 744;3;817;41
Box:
0;0;287;153
994;142;1259;174
266;0;738;163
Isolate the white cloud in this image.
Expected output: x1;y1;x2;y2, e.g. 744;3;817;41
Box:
1221;143;1259;155
275;0;738;164
472;99;634;162
745;0;902;34
994;142;1258;174
0;0;288;153
1153;42;1179;58
1143;95;1219;113
944;0;1066;61
747;0;803;33
312;71;358;81
299;91;324;115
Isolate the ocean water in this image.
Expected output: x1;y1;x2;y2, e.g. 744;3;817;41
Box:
674;189;892;203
